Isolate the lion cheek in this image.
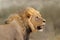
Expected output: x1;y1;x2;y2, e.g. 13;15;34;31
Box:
28;20;36;32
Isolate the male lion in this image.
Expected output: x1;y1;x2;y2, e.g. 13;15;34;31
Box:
4;7;46;40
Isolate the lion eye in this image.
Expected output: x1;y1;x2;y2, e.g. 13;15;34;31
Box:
36;16;38;18
35;16;39;21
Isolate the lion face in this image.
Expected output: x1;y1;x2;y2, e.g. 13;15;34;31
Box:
24;7;46;32
30;13;46;32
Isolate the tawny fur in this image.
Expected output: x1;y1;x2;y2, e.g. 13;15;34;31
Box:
0;20;24;40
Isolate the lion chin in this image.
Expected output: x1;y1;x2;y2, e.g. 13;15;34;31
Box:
38;29;43;32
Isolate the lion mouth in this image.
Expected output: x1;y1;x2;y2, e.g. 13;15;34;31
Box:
37;26;42;30
37;26;44;31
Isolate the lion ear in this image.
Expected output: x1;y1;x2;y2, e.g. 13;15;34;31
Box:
24;10;32;18
24;7;34;18
26;13;31;18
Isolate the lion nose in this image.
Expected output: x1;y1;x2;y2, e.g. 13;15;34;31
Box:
43;19;46;23
43;20;45;22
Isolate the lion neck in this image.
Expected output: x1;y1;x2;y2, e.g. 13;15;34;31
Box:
24;25;32;40
11;18;32;40
22;20;32;40
11;20;32;40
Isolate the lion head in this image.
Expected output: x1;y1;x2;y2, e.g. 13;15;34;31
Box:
5;7;46;32
21;7;46;32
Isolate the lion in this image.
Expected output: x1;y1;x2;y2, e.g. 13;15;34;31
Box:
4;7;46;40
5;7;46;32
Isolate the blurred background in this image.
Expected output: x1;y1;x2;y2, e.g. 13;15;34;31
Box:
0;0;60;40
